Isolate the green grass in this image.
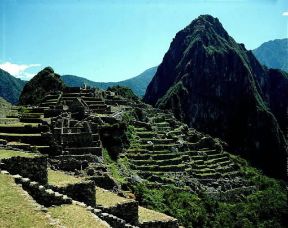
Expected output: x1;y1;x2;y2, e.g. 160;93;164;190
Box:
103;149;127;184
49;204;109;228
0;133;41;136
139;206;175;223
0;149;37;159
96;187;133;207
48;169;83;187
0;173;52;228
0;123;39;127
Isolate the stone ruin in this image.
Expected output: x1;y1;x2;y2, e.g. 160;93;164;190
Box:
0;85;257;227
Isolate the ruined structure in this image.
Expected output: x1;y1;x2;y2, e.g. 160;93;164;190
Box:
0;83;286;227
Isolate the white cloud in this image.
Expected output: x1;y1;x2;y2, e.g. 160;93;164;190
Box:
0;61;41;80
282;11;288;16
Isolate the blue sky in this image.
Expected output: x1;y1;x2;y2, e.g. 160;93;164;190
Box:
0;0;287;81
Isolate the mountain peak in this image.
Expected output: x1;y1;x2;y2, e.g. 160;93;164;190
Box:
144;15;288;180
182;14;230;42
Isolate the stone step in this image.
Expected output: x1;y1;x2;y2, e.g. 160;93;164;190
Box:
135;131;158;138
89;104;108;109
130;156;183;166
0;125;42;134
154;122;170;127
139;143;179;151
0;133;48;145
84;100;105;105
139;138;175;145
192;168;216;175
82;97;103;101
194;172;221;179
205;155;229;164
66;147;102;156
126;153;151;160
131;163;186;172
134;127;148;132
20;117;43;123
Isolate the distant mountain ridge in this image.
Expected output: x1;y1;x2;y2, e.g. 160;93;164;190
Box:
62;66;157;97
0;68;26;104
19;67;65;105
253;38;288;72
144;15;287;180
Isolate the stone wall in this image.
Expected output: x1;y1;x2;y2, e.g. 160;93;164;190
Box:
0;156;47;185
88;174;118;190
50;181;96;207
99;201;139;225
49;154;99;171
4;172;72;207
140;220;179;228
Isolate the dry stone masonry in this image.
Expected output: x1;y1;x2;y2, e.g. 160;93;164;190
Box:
0;85;262;227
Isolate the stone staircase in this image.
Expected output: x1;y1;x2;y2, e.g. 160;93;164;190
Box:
125;108;253;195
52;113;102;156
0;108;51;153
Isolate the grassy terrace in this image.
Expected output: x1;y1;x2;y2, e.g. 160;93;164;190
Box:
0;173;52;227
48;169;83;187
139;206;175;223
0;149;37;159
96;187;133;207
0;123;39;127
49;204;109;228
0;133;41;136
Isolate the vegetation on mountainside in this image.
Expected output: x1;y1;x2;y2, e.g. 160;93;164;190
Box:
19;67;65;105
133;163;288;228
0;69;26;104
253;38;288;72
0;97;14;118
107;85;139;101
144;15;288;180
61;66;157;97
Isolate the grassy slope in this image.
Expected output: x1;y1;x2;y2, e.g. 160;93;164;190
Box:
49;204;109;228
48;169;83;187
96;186;132;207
0;149;37;159
0;173;52;228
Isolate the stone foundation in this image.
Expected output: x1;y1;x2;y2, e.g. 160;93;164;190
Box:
99;201;139;225
0;156;47;185
50;181;96;207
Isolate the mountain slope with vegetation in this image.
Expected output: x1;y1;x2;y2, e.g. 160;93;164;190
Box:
144;15;287;180
253;38;288;72
19;67;65;105
0;68;26;104
62;66;157;97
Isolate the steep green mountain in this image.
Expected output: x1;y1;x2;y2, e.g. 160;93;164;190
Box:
144;15;287;180
0;68;26;104
253;38;288;72
61;66;157;97
19;67;65;105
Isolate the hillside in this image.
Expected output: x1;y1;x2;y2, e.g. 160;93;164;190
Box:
253;38;288;72
62;66;157;97
0;84;287;227
144;15;287;180
19;67;65;105
0;68;26;104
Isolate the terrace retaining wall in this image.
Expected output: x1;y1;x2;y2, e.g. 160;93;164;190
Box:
0;156;47;184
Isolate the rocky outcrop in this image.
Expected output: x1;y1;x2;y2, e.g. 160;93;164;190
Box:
144;15;287;179
19;67;65;105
